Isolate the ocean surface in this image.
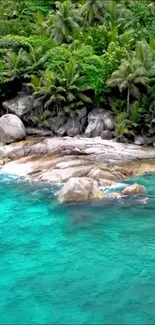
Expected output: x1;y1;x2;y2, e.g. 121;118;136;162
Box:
0;173;155;324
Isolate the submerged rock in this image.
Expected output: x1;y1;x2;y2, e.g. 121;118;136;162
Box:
59;177;106;202
139;197;148;205
0;114;26;144
122;183;146;196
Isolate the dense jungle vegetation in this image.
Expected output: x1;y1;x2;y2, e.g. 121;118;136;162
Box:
1;0;155;140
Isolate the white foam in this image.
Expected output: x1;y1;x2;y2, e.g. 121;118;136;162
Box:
1;162;32;177
100;182;127;194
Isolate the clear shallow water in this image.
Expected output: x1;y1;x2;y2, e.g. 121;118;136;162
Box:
0;173;155;324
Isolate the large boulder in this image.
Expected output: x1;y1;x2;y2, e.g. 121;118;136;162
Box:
85;109;115;138
122;183;146;196
59;177;106;202
85;109;105;137
0;114;26;143
3;95;35;117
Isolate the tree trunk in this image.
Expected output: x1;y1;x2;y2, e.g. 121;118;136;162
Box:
127;88;130;117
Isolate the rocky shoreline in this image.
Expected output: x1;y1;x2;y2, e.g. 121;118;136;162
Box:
0;135;155;202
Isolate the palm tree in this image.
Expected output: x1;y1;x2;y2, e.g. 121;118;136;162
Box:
29;71;66;114
2;48;30;80
104;0;133;31
3;46;50;81
135;40;155;79
107;59;149;116
29;61;92;116
80;0;105;25
58;60;92;115
27;45;51;75
47;1;82;44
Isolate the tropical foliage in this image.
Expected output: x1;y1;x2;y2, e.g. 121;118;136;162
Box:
1;0;155;140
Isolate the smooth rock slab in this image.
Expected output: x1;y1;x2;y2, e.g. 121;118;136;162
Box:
39;166;92;183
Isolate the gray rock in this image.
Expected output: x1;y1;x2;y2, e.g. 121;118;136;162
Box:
146;135;155;145
115;136;129;144
76;107;87;121
85;108;115;137
135;135;155;146
48;116;67;134
103;111;115;131
26;127;53;137
85;108;105;137
101;130;113;140
3;95;35;117
56;124;68;136
67;118;82;137
134;136;146;145
0;114;26;143
134;135;155;145
81;116;87;127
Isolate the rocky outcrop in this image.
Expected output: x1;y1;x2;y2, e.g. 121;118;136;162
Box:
122;183;146;195
85;109;114;138
3;95;35;117
1;137;155;185
0;114;26;144
59;177;106;202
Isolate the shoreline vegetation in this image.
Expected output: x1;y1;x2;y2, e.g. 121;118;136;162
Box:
1;0;155;145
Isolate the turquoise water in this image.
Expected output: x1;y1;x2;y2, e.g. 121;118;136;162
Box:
0;173;155;324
